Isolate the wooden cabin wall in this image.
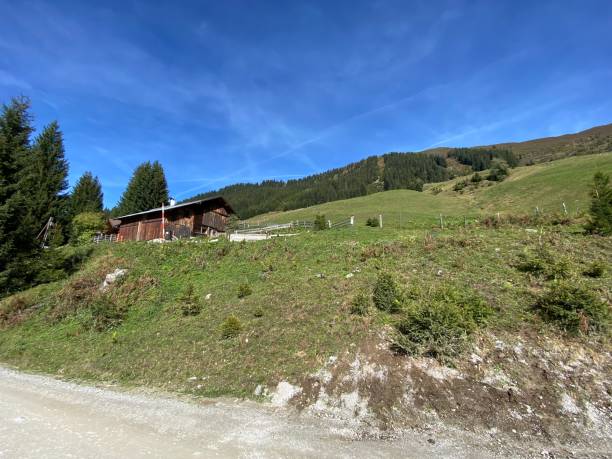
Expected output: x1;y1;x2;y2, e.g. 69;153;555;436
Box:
118;222;139;241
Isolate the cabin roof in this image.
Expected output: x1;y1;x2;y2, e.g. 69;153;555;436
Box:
115;196;234;220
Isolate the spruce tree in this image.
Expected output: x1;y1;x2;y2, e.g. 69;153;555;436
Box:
0;97;34;274
21;121;69;230
71;171;103;214
586;172;612;235
114;161;169;216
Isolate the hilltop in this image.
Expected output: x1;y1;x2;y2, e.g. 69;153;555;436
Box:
189;123;612;219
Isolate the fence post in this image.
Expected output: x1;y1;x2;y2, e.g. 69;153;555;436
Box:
562;202;567;215
464;216;467;228
439;214;444;229
379;214;383;228
328;220;332;229
350;215;355;226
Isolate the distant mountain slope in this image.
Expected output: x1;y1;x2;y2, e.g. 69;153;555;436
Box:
423;123;612;164
248;153;612;225
187;123;612;219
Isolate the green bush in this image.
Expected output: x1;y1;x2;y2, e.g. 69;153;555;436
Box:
471;172;483;183
89;296;125;331
71;212;106;245
221;315;242;338
534;282;609;334
365;217;379;227
487;159;510;182
350;292;370;316
583;261;606;278
372;273;402;312
237;283;252;298
313;214;328;231
453;180;468;192
179;284;202;316
585;172;612;235
393;288;492;361
516;247;571;280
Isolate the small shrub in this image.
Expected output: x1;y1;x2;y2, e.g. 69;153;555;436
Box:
583;261;606;278
314;214;328;231
453;180;468;192
534;283;609;334
394;301;470;361
372;273;402;312
0;295;33;327
487;159;510;182
365;217;379;227
89;296;125;331
221;315;242;338
237;283;252;298
253;307;264;318
179;284;202;316
393;288;492;362
471;172;483;183
515;248;571;280
430;186;443;195
350;292;370;316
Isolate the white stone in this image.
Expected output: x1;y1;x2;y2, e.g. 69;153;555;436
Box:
270;381;302;407
100;268;127;291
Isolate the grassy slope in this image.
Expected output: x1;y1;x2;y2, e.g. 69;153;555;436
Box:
0;153;610;401
250;153;612;226
1;224;610;399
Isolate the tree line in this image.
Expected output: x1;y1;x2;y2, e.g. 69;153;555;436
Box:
188;149;518;219
0;97;169;296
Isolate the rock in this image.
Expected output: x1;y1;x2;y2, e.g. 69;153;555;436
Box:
345;273;354;279
271;381;302;407
469;353;483;365
436;269;444;277
188;376;198;382
315;273;326;279
254;385;264;396
525;228;538;233
427;438;435;445
100;268;127;291
205;293;212;300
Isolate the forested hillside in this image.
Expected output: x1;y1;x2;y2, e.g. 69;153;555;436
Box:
189;151;510;218
188;123;612;219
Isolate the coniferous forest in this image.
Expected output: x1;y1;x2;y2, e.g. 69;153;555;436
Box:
187;150;516;219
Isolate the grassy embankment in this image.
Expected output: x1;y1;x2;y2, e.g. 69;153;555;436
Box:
0;153;610;399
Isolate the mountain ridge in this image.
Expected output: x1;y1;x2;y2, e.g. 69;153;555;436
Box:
187;122;612;218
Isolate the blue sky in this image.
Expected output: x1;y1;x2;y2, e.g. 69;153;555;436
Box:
1;0;611;207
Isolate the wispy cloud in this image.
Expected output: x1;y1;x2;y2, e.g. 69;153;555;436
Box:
0;69;31;90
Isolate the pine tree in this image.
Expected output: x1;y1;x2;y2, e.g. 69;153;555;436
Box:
0;97;34;274
586;172;612;235
21;121;69;230
71;171;103;214
114;161;169;216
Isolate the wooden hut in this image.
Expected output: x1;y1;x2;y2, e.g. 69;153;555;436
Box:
116;197;234;242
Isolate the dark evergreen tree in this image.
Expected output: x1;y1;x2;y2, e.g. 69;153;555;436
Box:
114;161;169;216
0;97;34;275
21;121;69;231
586;172;612;235
71;171;103;214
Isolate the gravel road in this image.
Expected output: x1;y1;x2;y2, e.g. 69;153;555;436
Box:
0;366;513;458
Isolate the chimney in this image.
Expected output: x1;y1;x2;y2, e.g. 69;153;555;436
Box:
169;197;176;207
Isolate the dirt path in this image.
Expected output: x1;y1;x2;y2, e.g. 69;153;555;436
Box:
0;366;535;458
